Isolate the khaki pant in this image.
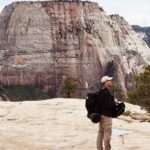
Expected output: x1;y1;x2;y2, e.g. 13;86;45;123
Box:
97;115;112;150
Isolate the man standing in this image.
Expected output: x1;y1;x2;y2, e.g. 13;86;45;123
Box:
97;76;116;150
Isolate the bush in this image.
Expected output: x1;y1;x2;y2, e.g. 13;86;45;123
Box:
60;76;77;98
128;65;150;112
110;85;126;101
1;85;51;101
122;110;131;116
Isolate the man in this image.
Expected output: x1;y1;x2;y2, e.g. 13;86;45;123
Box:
97;76;116;150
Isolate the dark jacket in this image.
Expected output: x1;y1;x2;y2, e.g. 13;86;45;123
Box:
96;88;116;117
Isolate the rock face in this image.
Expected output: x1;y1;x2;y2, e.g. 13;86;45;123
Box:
132;25;150;48
0;1;150;97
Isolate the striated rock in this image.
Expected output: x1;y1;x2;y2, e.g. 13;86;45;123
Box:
0;1;150;98
132;25;150;48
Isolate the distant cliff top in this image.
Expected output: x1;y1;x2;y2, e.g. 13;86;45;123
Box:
6;0;100;7
132;25;150;47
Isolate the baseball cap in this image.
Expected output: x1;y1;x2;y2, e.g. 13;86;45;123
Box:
101;76;113;83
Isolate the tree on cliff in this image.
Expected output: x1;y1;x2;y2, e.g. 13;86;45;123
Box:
111;85;126;101
128;65;150;112
60;76;77;98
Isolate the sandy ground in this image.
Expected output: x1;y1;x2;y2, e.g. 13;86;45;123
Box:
0;98;149;150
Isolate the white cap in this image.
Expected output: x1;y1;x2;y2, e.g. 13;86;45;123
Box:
101;76;113;83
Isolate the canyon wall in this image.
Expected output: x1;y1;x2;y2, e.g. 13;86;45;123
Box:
0;1;150;97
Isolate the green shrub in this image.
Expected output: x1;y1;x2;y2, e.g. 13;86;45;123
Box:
1;85;51;101
128;65;150;112
60;76;77;98
122;110;131;116
110;85;126;101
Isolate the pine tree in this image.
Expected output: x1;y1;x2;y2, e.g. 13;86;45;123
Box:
60;76;77;98
128;65;150;112
111;85;126;101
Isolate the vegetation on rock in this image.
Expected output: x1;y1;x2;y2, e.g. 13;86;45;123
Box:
0;85;51;101
128;65;150;112
60;76;77;98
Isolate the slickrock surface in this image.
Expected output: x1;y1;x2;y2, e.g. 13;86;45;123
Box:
0;98;149;150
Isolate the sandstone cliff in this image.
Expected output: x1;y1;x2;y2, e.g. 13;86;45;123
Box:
0;1;150;98
132;25;150;48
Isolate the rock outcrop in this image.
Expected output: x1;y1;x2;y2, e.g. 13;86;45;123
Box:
132;25;150;48
0;1;150;98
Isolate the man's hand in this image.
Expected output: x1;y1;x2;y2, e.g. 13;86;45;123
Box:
114;98;122;103
114;98;119;103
